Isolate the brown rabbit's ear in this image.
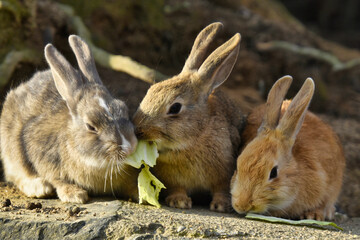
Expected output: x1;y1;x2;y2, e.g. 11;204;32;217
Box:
258;75;293;133
68;35;103;85
45;44;82;110
182;22;223;72
277;78;315;141
196;33;241;96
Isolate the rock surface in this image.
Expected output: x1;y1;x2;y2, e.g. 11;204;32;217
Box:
1;183;360;239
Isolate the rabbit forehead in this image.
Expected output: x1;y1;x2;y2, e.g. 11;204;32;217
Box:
233;136;289;211
237;134;281;180
77;88;127;122
139;75;198;114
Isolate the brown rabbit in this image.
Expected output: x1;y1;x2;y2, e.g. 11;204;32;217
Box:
0;35;139;203
231;76;345;220
133;22;244;212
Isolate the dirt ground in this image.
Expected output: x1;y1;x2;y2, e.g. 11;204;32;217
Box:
1;182;360;239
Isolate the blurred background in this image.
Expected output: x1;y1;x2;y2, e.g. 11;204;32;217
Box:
0;0;359;217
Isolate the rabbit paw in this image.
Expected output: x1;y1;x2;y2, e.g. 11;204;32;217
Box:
301;208;325;221
210;194;231;213
301;204;336;221
56;184;89;203
20;177;54;198
324;205;336;220
166;193;192;209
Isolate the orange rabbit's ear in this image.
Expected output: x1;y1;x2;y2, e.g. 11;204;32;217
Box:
182;22;223;72
277;78;315;141
258;75;292;134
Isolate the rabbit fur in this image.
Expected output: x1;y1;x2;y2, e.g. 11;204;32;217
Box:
231;76;345;220
0;35;139;203
133;22;244;212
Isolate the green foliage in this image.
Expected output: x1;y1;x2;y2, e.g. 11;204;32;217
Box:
125;141;159;168
0;0;28;59
138;164;166;208
125;140;165;207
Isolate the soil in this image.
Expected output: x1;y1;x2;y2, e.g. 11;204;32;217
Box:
1;182;360;239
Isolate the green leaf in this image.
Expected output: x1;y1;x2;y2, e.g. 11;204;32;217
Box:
245;213;343;231
125;140;159;168
138;164;166;208
125;140;165;207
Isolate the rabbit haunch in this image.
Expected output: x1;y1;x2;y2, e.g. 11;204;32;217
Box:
231;76;345;221
133;22;244;212
0;35;139;203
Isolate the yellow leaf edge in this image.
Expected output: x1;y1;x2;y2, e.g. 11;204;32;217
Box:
137;163;166;208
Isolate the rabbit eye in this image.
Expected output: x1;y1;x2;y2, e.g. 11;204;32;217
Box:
167;102;182;115
86;123;97;133
269;166;278;180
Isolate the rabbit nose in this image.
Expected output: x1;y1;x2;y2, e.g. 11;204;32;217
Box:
135;127;145;139
233;200;253;213
115;118;138;155
121;134;138;156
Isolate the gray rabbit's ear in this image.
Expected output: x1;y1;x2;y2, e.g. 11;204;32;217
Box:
258;75;293;134
196;33;241;96
68;35;103;85
182;22;223;72
277;78;315;141
45;44;82;109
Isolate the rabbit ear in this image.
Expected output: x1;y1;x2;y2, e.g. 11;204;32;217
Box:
182;22;223;72
277;78;315;141
196;33;241;95
258;76;293;133
45;44;82;109
68;35;103;85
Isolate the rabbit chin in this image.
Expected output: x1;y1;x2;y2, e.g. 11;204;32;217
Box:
267;196;296;214
233;203;269;215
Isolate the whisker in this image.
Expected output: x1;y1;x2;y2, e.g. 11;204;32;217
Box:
110;158;116;197
104;161;110;192
116;161;124;176
102;143;136;196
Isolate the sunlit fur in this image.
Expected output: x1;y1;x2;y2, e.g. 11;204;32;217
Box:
231;101;345;220
133;23;243;212
134;73;242;211
0;36;139;203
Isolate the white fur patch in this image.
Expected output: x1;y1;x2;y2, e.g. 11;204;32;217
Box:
20;177;54;198
98;98;112;116
121;134;132;155
81;155;107;169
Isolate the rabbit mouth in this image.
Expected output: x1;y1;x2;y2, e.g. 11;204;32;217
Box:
102;144;129;164
268;198;294;213
136;127;175;143
135;127;190;152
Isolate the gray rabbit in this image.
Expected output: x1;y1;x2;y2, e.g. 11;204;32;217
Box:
0;35;138;203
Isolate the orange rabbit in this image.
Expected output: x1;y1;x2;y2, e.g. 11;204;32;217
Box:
231;76;345;220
